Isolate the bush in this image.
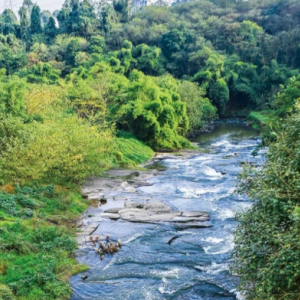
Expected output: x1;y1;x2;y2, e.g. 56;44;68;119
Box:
0;114;113;184
116;71;190;149
0;185;88;300
178;80;217;133
0;284;16;300
232;102;300;300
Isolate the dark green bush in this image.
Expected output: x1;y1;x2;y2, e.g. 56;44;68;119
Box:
233;102;300;300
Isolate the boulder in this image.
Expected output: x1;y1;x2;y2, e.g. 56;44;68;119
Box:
123;186;137;193
87;192;104;200
121;182;129;188
100;197;107;204
100;213;120;220
148;212;182;222
171;216;209;223
181;212;209;218
143;202;172;213
106;169;140;179
125;202;144;209
103;208;123;214
114;196;128;201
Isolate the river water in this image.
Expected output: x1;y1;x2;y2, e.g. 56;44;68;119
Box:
71;119;265;300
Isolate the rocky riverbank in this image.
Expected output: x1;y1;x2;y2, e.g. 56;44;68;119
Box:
76;149;211;246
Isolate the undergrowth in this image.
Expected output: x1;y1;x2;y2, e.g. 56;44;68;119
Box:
0;184;89;300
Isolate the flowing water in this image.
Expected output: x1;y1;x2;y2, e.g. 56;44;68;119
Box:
71;119;265;300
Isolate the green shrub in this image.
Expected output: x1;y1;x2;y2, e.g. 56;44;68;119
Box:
178;80;217;133
233;102;300;300
0;284;16;300
0;185;88;300
0;114;113;184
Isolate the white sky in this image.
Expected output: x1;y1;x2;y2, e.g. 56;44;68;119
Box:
0;0;65;14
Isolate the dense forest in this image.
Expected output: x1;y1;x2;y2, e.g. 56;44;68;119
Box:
0;0;300;299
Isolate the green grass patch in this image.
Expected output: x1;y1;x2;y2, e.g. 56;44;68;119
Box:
113;132;154;166
0;184;89;300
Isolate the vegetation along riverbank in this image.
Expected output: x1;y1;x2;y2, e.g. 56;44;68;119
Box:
1;0;300;299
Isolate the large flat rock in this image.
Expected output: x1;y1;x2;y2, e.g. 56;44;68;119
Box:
181;212;210;218
172;216;210;223
125;202;144;209
106;170;140;178
148;212;182;222
143;202;172;213
120;210;151;222
100;213;121;220
104;208;124;213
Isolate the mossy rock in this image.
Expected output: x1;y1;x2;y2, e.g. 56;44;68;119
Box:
145;162;167;171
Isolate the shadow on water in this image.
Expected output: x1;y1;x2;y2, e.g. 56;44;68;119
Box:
70;119;263;300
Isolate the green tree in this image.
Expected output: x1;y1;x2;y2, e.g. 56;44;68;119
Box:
41;10;52;26
66;39;80;67
19;62;61;84
30;5;43;35
0;71;26;117
19;6;30;42
133;44;166;76
0;9;17;36
58;0;97;37
44;17;57;42
178;80;216;133
0;35;28;75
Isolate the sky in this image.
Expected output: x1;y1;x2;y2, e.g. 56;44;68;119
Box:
0;0;65;14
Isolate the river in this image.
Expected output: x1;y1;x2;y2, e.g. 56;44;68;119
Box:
70;119;265;300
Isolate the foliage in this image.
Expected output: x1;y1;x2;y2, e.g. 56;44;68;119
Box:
0;73;27;117
0;113;114;184
273;75;300;116
44;17;58;42
177;80;216;133
114;71;190;149
18;62;61;84
0;185;89;300
114;131;154;166
67;62;191;149
232;102;300;299
30;5;43;35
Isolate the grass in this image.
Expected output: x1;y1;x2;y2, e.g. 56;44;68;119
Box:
114;131;154;166
0;184;89;300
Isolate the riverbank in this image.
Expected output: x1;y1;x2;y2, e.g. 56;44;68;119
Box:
0;184;91;300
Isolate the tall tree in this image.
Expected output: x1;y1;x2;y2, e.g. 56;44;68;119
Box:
41;10;52;26
0;9;17;36
44;16;57;42
19;6;30;41
30;4;43;35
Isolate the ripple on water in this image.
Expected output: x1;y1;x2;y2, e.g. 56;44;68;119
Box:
71;121;263;300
